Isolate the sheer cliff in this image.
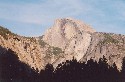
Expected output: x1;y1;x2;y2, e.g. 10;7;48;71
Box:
42;18;125;70
0;18;125;71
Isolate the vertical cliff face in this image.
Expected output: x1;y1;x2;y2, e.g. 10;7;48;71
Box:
42;18;96;67
42;18;95;62
1;18;125;71
43;18;95;50
42;18;125;70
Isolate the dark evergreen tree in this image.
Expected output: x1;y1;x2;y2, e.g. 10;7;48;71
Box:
121;57;125;82
0;46;38;82
0;45;125;82
39;64;54;82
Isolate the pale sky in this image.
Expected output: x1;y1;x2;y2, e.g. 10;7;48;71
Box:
0;0;125;36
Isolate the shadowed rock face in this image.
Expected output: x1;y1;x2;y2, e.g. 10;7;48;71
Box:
42;18;96;67
0;18;125;71
42;18;95;49
42;18;125;70
0;26;45;71
82;32;125;70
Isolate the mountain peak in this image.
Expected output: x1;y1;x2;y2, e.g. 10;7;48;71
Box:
42;18;125;70
42;18;96;63
0;18;125;72
54;17;96;33
43;18;96;50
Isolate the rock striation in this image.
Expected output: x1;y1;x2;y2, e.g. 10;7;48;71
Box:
0;18;125;71
43;18;95;49
42;18;125;70
82;32;125;70
42;18;96;67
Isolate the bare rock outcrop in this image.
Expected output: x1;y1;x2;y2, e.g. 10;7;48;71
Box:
42;18;95;49
42;18;125;70
42;18;96;67
1;18;125;71
0;27;45;71
81;32;125;70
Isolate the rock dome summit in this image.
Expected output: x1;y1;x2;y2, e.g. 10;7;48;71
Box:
0;18;125;71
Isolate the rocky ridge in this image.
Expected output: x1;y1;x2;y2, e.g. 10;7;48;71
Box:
42;18;125;70
82;32;125;69
0;18;125;71
0;26;45;70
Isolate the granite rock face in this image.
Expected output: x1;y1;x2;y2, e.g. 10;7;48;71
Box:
0;27;45;71
0;18;125;71
82;32;125;70
43;18;95;49
42;18;125;70
42;18;96;67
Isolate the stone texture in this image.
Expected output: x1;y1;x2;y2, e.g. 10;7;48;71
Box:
42;18;95;49
0;33;45;71
81;32;125;70
1;18;125;71
42;18;125;70
42;18;96;67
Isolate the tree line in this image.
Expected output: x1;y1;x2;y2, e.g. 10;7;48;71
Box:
0;46;125;82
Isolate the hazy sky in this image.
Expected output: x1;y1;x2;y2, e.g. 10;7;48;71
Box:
0;0;125;36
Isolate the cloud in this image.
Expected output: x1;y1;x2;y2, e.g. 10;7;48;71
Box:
0;0;95;25
0;0;82;24
0;0;125;36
